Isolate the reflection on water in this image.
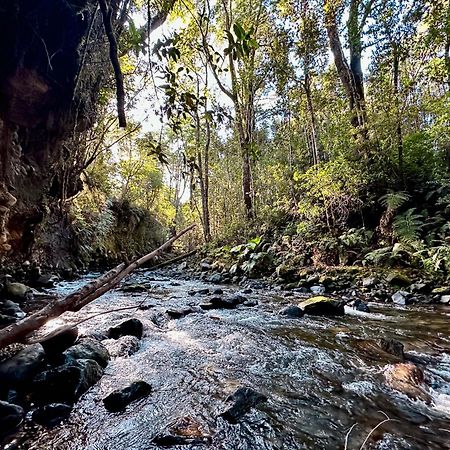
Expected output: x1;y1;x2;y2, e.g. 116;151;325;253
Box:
6;269;450;449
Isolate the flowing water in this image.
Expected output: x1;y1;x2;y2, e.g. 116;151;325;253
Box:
4;270;450;450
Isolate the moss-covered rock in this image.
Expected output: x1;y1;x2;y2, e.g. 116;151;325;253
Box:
298;296;345;316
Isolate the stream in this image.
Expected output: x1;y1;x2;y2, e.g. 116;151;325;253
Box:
5;269;450;450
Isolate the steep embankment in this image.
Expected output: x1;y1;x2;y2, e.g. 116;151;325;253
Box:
0;0;109;268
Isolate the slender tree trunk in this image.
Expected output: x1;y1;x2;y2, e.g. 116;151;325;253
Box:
305;70;320;164
393;44;404;182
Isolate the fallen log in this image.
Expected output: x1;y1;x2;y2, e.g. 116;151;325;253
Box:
0;224;196;350
148;249;197;271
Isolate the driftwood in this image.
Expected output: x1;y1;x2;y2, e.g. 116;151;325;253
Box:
148;249;197;271
0;224;196;350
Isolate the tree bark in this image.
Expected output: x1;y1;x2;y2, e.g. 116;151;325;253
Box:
0;224;196;350
99;0;127;127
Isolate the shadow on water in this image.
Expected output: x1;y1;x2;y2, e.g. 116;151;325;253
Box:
4;269;450;450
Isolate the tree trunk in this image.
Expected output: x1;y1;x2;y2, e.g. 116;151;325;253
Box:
324;0;368;138
393;44;404;182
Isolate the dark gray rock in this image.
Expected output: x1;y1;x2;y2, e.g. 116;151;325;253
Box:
108;318;144;340
212;288;223;295
0;400;24;433
351;299;370;313
166;307;196;319
220;387;267;424
208;273;222;283
31;359;103;404
32;403;72;427
63;337;110;368
279;305;304;318
0;300;25;318
40;326;79;356
0;344;45;389
120;284;148;293
103;381;152;412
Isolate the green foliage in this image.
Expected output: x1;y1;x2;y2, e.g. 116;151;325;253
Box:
393;208;424;244
380;191;410;210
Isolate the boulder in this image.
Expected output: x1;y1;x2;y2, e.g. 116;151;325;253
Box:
410;283;429;294
108;318;144;340
5;281;32;300
275;262;298;281
103;381;152;412
40;326;79;356
31;358;103;404
64;337;109;368
391;290;412;306
219;387;267;424
212;288;223;295
279;305;304;318
0;344;45;389
32;403;72;427
440;295;450;305
103;336;140;358
385;272;412;287
0;400;24;433
153;416;211;446
298;296;345;316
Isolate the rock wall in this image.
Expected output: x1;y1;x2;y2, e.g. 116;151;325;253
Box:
0;0;110;268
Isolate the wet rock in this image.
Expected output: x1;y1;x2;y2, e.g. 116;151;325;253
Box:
243;300;258;307
108;318;144;340
220;387;267;424
391;290;412;306
166;307;196;319
40;326;79;356
0;400;24;433
0;344;45;389
377;338;404;360
31;359;103;405
63;338;110;368
440;295;450;304
103;381;152;412
384;362;431;403
103;335;140;358
212;288;223;295
385;272;412;287
348;299;370;312
279;305;304;318
120;283;148;293
310;285;325;295
32;403;72;427
298;296;345;316
0;300;25;318
275;262;298;281
33;274;58;288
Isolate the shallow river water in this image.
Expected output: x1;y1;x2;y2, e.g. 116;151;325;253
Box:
5;270;450;450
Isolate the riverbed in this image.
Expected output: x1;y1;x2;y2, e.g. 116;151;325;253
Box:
5;269;450;449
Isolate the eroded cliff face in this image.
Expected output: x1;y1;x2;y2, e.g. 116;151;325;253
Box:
0;0;105;267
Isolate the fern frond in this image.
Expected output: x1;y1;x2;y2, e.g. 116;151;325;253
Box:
393;208;423;243
380;191;410;210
